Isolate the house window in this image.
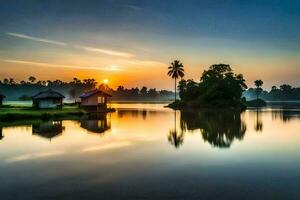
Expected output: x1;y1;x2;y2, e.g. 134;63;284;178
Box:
98;97;105;104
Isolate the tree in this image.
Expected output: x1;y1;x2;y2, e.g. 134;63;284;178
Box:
140;86;148;97
198;64;247;107
280;84;292;91
175;64;248;108
167;60;184;101
271;86;277;91
3;78;9;85
254;80;263;100
69;88;77;103
28;76;36;84
9;78;15;85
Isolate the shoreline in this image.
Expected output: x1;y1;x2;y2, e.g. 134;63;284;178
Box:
0;106;115;122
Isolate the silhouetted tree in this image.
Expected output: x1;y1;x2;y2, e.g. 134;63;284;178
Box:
254;80;263;100
177;64;247;108
28;76;36;84
69;88;77;103
168;60;184;101
9;78;15;85
140;86;148;97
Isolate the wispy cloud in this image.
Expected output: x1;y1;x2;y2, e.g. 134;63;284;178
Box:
6;32;135;58
76;45;135;58
6;32;66;46
123;59;167;67
125;5;142;11
0;59;120;71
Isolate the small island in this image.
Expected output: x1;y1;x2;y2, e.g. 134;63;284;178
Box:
167;63;254;110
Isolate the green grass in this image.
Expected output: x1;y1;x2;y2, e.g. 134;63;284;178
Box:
0;105;86;121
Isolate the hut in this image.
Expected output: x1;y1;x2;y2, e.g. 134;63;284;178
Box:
0;94;5;106
32;89;65;109
79;89;112;110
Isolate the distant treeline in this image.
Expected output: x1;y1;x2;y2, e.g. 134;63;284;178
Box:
105;86;174;101
243;84;300;101
0;77;174;101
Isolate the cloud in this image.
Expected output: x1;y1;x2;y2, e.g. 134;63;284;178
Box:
0;59;120;71
125;5;142;11
6;32;135;58
123;59;167;67
76;45;135;58
6;32;66;46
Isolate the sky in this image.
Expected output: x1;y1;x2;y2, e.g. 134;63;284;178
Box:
0;0;299;90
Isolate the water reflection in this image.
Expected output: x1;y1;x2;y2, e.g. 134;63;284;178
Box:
254;109;263;132
32;121;65;140
1;104;300;199
180;110;246;148
271;109;300;122
0;128;3;140
80;113;111;134
117;109;148;120
168;111;184;148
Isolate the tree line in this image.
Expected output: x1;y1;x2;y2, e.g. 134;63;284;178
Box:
0;77;174;101
244;81;300;101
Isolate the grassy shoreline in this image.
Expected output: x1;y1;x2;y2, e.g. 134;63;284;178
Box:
0;105;115;122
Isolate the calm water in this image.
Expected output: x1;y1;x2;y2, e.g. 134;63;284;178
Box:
1;104;300;200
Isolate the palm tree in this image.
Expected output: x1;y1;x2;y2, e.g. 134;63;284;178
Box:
167;111;184;148
28;76;36;84
254;80;263;100
167;60;184;101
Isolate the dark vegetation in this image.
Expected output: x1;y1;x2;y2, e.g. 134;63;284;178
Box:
168;109;246;148
167;60;185;101
243;84;300;101
246;99;267;107
0;77;174;101
168;63;247;110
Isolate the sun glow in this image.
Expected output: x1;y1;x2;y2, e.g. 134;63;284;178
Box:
103;79;109;84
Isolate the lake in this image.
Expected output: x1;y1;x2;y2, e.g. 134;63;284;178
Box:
0;103;300;200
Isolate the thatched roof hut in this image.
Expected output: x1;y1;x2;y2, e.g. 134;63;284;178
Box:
32;89;65;109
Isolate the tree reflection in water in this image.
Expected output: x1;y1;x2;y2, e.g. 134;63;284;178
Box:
271;109;300;122
254;109;263;132
168;111;184;148
180;109;247;148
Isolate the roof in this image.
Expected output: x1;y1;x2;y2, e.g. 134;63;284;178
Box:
79;89;112;98
32;89;65;99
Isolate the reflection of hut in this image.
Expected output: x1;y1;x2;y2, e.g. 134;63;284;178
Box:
0;94;5;106
0;127;3;140
80;114;111;134
32;121;64;140
32;89;65;109
79;89;112;110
